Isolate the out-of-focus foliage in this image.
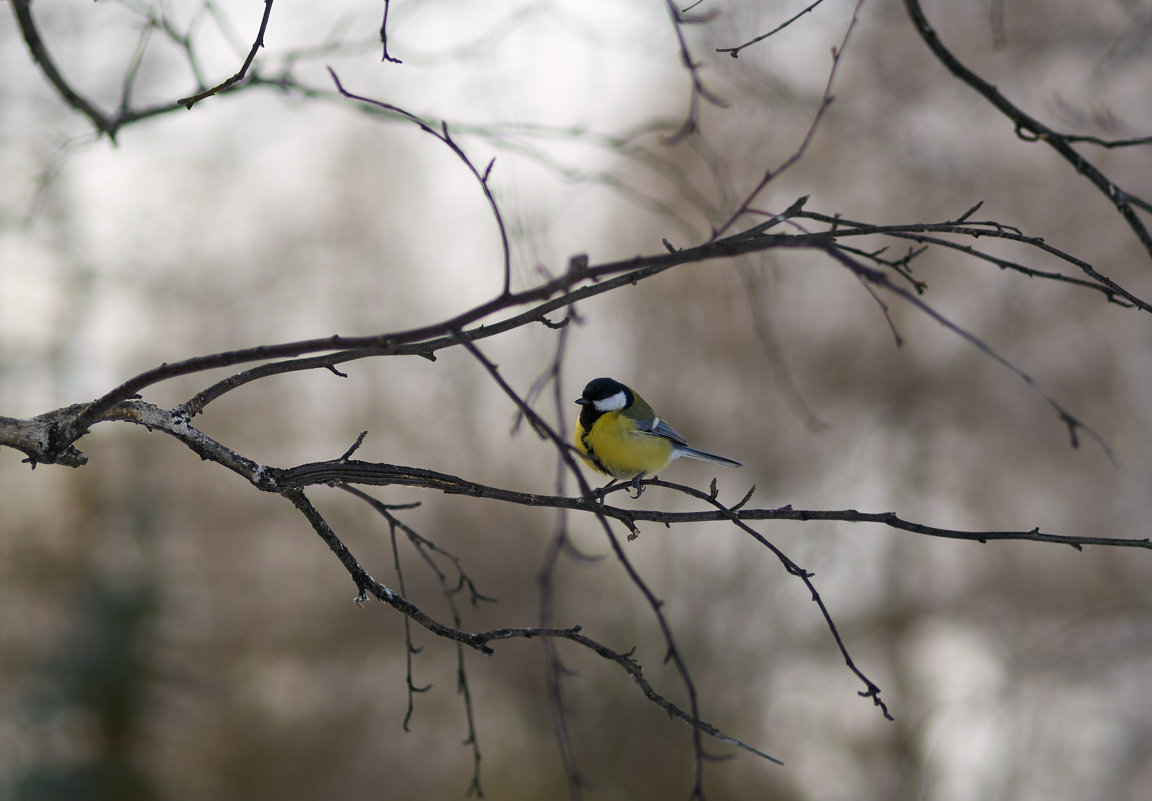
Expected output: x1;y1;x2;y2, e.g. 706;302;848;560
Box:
2;1;1151;799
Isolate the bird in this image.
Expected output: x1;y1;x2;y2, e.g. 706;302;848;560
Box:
574;377;741;496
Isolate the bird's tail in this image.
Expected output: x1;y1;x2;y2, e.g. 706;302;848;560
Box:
672;445;742;469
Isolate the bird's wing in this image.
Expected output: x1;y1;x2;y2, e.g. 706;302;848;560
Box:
638;415;688;446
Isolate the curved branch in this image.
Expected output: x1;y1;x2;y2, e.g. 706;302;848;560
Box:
72;228;820;434
11;0;114;135
10;0;202;139
177;0;276;109
6;208;1127;474
646;479;891;719
326;68;513;296
19;394;1131;553
903;0;1152;259
341;483;783;768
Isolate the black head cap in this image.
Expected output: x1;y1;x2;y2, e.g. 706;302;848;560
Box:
577;377;629;405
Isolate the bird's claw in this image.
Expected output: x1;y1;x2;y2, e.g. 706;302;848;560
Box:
628;475;645;499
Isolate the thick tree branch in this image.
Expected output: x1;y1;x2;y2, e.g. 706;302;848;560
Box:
6;202;1140;470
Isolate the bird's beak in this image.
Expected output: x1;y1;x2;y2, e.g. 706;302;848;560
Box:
575;398;591;406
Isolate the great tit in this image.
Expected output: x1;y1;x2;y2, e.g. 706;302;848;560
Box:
574;377;742;495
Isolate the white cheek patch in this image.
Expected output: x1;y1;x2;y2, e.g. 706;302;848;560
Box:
593;390;628;412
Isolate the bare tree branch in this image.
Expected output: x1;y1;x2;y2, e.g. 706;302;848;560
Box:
713;0;866;237
326;68;514;296
904;0;1152;259
6;4;1152;795
662;0;728;145
379;0;402;64
717;0;828;59
10;0;179;139
177;0;276;109
7;197;1140;470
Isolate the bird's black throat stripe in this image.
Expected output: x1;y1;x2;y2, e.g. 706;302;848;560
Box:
578;403;603;431
579;426;611;475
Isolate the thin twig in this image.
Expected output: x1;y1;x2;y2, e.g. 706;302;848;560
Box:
646;478;892;719
327;68;513;296
714;0;866;237
177;0;276;108
379;0;403;63
717;0;828;58
452;332;715;796
19;212;1143;464
662;0;728;144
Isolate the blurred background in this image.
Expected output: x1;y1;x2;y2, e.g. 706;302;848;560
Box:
3;0;1152;799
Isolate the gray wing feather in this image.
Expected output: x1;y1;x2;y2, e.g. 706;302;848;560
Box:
637;416;688;445
638;415;741;468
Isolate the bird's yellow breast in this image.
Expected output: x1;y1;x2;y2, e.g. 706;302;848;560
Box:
575;410;673;480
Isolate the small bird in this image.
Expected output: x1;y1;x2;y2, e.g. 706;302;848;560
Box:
574;377;741;496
